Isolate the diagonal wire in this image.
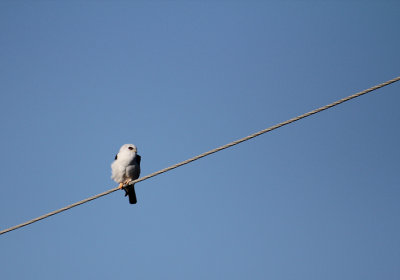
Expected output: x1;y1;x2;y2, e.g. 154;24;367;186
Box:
1;76;399;236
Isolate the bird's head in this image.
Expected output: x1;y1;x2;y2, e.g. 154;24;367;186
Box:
120;144;138;154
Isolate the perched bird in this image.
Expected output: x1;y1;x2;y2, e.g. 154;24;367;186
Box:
111;144;141;204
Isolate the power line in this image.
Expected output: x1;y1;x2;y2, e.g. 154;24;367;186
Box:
1;76;399;236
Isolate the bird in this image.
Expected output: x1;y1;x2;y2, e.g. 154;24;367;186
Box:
111;144;141;204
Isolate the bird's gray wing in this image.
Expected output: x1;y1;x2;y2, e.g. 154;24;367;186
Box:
124;154;141;204
126;154;141;180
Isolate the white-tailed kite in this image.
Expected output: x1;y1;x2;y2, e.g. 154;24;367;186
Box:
111;144;141;204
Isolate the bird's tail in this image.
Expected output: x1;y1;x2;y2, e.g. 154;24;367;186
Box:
124;185;137;204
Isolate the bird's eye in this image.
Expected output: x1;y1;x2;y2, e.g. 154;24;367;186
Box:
128;147;134;150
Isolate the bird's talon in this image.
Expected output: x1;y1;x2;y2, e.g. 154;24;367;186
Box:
124;179;132;185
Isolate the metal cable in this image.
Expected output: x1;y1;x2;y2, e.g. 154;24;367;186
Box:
1;76;399;235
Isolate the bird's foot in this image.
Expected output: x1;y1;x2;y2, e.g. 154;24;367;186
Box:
121;180;132;196
123;179;133;185
118;179;132;190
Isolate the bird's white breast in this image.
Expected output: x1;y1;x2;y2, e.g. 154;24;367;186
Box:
111;151;136;183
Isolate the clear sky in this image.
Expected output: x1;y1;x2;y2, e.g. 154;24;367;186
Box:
1;1;399;279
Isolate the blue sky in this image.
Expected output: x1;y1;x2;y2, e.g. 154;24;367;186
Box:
1;1;399;279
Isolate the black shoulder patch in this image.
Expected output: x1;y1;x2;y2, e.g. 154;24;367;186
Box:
137;154;141;164
115;154;118;160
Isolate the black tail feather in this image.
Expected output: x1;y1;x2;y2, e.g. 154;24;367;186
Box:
124;185;137;204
